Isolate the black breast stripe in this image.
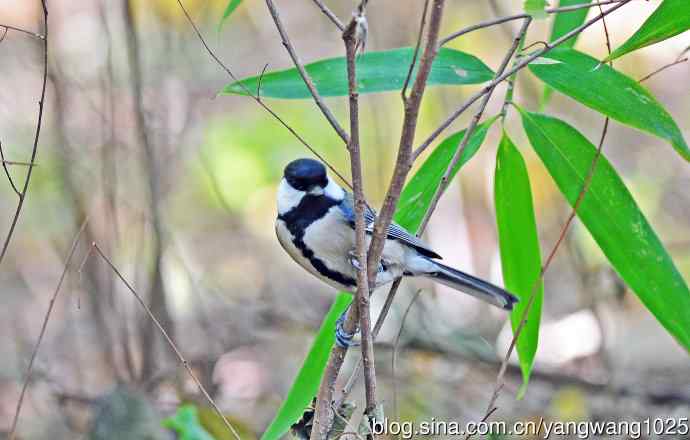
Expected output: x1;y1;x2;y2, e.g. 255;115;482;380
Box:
278;195;357;289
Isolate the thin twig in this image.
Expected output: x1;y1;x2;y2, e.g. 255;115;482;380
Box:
417;17;531;232
439;0;628;46
415;0;631;158
638;57;689;83
311;0;345;31
0;141;22;197
0;0;48;267
391;289;422;424
401;0;430;102
365;0;445;288
174;0;352;189
336;278;402;407
92;243;242;440
0;24;45;40
343;10;378;423
264;0;350;144
8;220;88;440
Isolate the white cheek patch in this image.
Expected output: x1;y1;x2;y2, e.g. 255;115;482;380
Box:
324;177;344;201
277;178;305;215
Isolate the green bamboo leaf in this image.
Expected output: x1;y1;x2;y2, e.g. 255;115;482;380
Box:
529;48;690;162
494;131;543;399
396;116;500;232
261;293;352;440
219;0;242;30
541;0;592;108
607;0;690;61
221;47;494;99
519;109;690;352
524;0;549;19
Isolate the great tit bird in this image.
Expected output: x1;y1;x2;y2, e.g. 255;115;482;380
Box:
276;158;517;343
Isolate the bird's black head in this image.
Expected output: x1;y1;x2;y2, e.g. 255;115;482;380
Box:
284;158;328;192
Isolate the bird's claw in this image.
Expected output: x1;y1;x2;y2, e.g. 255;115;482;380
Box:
335;311;360;349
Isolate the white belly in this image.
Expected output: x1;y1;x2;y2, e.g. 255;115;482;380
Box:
275;212;414;292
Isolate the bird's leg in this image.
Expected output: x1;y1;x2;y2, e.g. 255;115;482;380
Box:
335;305;360;348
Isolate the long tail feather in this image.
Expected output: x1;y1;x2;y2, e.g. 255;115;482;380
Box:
423;260;518;310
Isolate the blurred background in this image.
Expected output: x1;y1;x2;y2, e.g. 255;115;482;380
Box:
0;0;688;438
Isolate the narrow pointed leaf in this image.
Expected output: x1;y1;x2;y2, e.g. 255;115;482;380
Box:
396;116;499;232
529;48;690;162
519;109;690;352
494;131;543;398
607;0;690;61
219;0;242;30
222;47;494;99
541;0;592;108
261;293;352;440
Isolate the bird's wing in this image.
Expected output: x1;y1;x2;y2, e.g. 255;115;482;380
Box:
338;192;441;259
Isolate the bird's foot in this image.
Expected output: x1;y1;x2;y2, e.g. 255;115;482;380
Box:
335;310;360;349
348;250;387;274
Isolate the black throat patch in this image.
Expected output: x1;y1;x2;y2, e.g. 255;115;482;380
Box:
278;195;357;289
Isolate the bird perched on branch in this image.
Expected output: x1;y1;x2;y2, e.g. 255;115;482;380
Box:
275;158;517;346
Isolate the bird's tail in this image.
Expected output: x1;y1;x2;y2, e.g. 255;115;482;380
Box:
419;258;518;310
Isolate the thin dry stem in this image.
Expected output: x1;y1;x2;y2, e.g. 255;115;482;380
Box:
0;24;44;39
415;0;631;157
0;141;22;197
401;0;430;102
417;17;531;232
391;289;422;423
8;220;89;440
265;0;350;144
439;0;628;46
92;243;242;440
311;0;345;31
0;0;48;267
639;57;689;83
344;14;378;425
174;0;352;189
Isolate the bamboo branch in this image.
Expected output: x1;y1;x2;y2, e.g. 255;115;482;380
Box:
342;10;378;425
310;2;446;438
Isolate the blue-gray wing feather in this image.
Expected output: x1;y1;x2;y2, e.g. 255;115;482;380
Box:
337;193;441;259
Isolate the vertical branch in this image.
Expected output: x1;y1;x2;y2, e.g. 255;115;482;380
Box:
311;3;446;438
342;12;377;418
0;0;48;267
365;0;445;283
122;0;175;382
